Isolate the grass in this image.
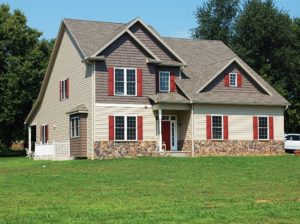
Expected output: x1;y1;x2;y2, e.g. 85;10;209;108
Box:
0;156;299;223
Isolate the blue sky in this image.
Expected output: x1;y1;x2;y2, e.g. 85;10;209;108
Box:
3;0;300;40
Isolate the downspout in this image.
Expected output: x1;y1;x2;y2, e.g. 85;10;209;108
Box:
91;61;95;160
192;103;195;157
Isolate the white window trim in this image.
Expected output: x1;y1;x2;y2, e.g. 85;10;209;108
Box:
114;115;137;141
211;115;224;140
114;67;137;96
159;71;170;92
70;116;80;138
258;115;269;141
229;73;237;87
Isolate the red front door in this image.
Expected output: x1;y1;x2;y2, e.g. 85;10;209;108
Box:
162;121;170;150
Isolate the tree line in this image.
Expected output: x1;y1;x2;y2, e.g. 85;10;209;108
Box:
0;1;299;149
191;0;300;133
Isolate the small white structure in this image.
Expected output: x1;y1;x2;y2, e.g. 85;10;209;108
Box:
34;141;72;160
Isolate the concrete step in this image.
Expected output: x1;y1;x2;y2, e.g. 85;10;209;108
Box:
167;151;189;157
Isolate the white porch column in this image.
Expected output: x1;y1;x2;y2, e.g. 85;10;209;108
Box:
159;109;163;151
191;104;195;157
28;126;32;153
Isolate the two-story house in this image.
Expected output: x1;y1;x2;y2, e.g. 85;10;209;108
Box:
25;17;289;159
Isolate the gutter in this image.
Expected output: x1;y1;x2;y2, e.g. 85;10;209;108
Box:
82;56;105;63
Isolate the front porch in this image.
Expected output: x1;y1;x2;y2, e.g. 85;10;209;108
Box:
153;103;194;154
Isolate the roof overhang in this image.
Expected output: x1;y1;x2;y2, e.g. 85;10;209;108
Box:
152;103;191;111
25;21;67;124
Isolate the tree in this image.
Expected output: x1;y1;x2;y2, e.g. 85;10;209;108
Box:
0;4;54;148
233;0;300;132
191;0;240;45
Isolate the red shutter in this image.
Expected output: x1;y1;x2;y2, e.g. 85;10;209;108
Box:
108;67;114;96
66;78;70;99
45;125;49;143
137;116;143;141
269;116;274;140
156;73;159;93
59;81;62;101
137;68;143;96
109;116;114;141
237;73;242;87
170;72;176;92
253;116;258;140
223;116;228;140
224;73;229;87
206;115;212;140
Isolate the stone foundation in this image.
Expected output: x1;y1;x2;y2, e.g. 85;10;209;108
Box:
94;141;157;159
94;140;284;159
194;140;284;156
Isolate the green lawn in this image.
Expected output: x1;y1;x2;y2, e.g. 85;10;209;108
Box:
0;156;299;223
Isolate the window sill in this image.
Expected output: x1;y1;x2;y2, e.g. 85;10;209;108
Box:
71;136;80;139
114;140;137;142
114;94;137;97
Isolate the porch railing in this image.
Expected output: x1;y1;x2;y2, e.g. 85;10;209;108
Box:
35;141;70;158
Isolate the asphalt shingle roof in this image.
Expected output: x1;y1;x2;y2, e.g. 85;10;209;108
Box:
63;18;289;106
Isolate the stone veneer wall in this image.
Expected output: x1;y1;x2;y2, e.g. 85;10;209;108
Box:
94;141;157;159
194;140;284;156
94;140;284;159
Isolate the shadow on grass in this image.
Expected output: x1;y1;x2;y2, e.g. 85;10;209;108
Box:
0;149;26;157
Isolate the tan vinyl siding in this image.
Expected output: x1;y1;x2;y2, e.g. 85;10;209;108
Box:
94;104;156;141
130;22;179;62
30;28;93;156
194;104;284;140
203;63;267;94
95;33;156;104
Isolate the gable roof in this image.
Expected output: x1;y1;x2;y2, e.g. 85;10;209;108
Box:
64;17;186;65
196;57;272;95
25;18;289;124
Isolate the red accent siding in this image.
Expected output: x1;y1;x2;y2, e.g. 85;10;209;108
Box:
206;115;212;140
269;116;274;140
59;81;62;101
223;116;228;140
224;73;229;87
109;116;114;141
137;68;143;96
108;67;114;96
237;73;242;87
66;78;69;99
45;125;49;143
253;116;258;140
170;72;176;92
137;116;143;140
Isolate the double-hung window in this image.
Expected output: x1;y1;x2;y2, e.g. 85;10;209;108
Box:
229;73;237;87
258;116;268;140
115;68;136;96
159;71;170;92
212;116;223;140
70;116;80;138
115;116;137;141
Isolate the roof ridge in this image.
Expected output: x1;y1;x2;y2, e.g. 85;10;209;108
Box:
163;36;224;42
63;18;125;25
